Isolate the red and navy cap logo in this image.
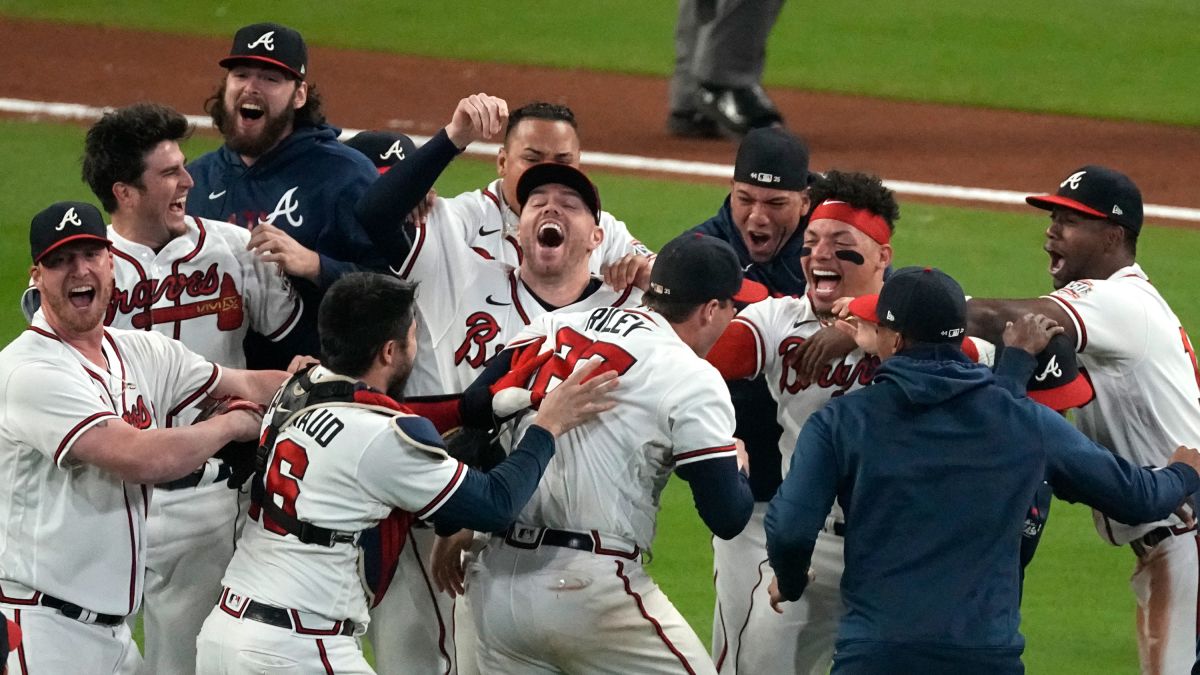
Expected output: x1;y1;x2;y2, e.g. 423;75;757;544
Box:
220;23;308;80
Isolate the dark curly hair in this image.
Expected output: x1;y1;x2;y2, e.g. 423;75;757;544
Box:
808;170;900;231
82;102;193;213
319;273;418;378
505;101;578;142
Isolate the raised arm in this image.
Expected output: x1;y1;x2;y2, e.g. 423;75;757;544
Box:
967;297;1074;346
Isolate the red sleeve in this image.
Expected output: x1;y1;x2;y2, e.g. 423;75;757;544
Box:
401;398;463;435
706;321;759;381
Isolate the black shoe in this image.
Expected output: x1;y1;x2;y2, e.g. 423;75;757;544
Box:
695;84;784;137
667;110;722;139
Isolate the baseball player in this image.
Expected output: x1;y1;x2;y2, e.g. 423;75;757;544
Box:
355;95;646;675
967;166;1200;674
0;202;286;675
195;272;618;675
767;266;1200;674
186;22;387;370
437;232;762;674
357;100;654;286
703;171;899;673
77;102;302;675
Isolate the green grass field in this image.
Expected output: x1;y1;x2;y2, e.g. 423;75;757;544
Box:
5;0;1200;125
2;118;1196;672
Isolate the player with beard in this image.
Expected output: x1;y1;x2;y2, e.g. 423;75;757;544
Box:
1;202;286;674
702;170;899;674
195;273;618;674
354;94;645;674
186;22;386;370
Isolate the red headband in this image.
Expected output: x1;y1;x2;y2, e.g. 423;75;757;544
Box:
809;200;891;245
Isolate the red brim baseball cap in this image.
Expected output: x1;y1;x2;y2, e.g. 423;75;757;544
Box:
733;279;769;304
847;294;879;323
1028;371;1095;412
1025;194;1108;220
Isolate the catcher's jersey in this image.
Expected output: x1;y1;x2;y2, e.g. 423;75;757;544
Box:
0;316;220;615
734;295;879;474
505;307;738;550
450;178;652;272
223;367;466;626
1044;263;1200;544
395;198;642;396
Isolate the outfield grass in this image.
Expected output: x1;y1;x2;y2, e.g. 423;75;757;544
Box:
4;118;1196;671
4;1;1200;125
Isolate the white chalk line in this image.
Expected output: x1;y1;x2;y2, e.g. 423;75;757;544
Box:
3;96;1198;223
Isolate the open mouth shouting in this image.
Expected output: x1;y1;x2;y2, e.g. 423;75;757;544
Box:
169;195;187;217
809;268;843;301
536;221;565;249
238;101;266;122
67;284;97;309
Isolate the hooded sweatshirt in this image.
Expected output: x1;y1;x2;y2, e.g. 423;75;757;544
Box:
188;123;387;368
766;343;1198;663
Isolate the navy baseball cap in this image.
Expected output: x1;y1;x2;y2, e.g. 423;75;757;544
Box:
220;23;308;80
30;201;111;264
875;266;966;343
345;131;417;174
650;233;769;305
516;163;601;223
1025;334;1094;412
1026;165;1143;234
733;127;812;191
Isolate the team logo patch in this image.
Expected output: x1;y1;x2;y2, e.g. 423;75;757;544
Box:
56;207;83;231
247;31;276;51
454;312;501;368
108;265;245;331
122;395;153;430
264;186;304;227
1060;170;1087;190
1056;280;1095;300
749;172;781;184
380;141;407;162
1034;355;1063;383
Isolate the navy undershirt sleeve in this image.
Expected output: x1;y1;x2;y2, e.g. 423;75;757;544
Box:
432;425;555;535
675;456;755;540
354;129;462;268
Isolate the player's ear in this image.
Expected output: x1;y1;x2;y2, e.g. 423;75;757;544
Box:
798;188;812;217
112;182;135;210
878;243;893;269
292;81;308;110
496;146;508;179
589;221;604;250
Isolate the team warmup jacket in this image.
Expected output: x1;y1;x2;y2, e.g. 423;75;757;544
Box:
766;344;1199;670
187;123;387;368
687;197;807;501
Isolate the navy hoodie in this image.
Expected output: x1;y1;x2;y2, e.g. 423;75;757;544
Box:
766;343;1198;665
187;123;387;368
687;196;807;500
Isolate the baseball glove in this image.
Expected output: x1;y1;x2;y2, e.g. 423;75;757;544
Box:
196;396;266;489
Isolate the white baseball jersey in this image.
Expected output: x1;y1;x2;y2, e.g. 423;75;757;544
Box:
504;307;738;550
734;295;878;473
222;366;467;627
0;316;220;615
394;197;643;396
106;217;302;368
1044;263;1200;544
448;178;652;272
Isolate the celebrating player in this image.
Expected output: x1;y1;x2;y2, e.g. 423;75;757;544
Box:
194;272;618;674
76;102;304;675
186;22;387;370
967;166;1200;674
703;170;897;673
0;202;286;675
357;99;653;286
426;233;760;673
768;267;1200;674
354;94;647;674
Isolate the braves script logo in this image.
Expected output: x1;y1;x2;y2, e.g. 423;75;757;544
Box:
454;312;501;368
1060;171;1087;190
380;141;407;162
264;187;304;227
122;395;152;429
56;207;83;231
1034;355;1063;383
247;31;276;51
777;337;879;394
108;264;245;331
